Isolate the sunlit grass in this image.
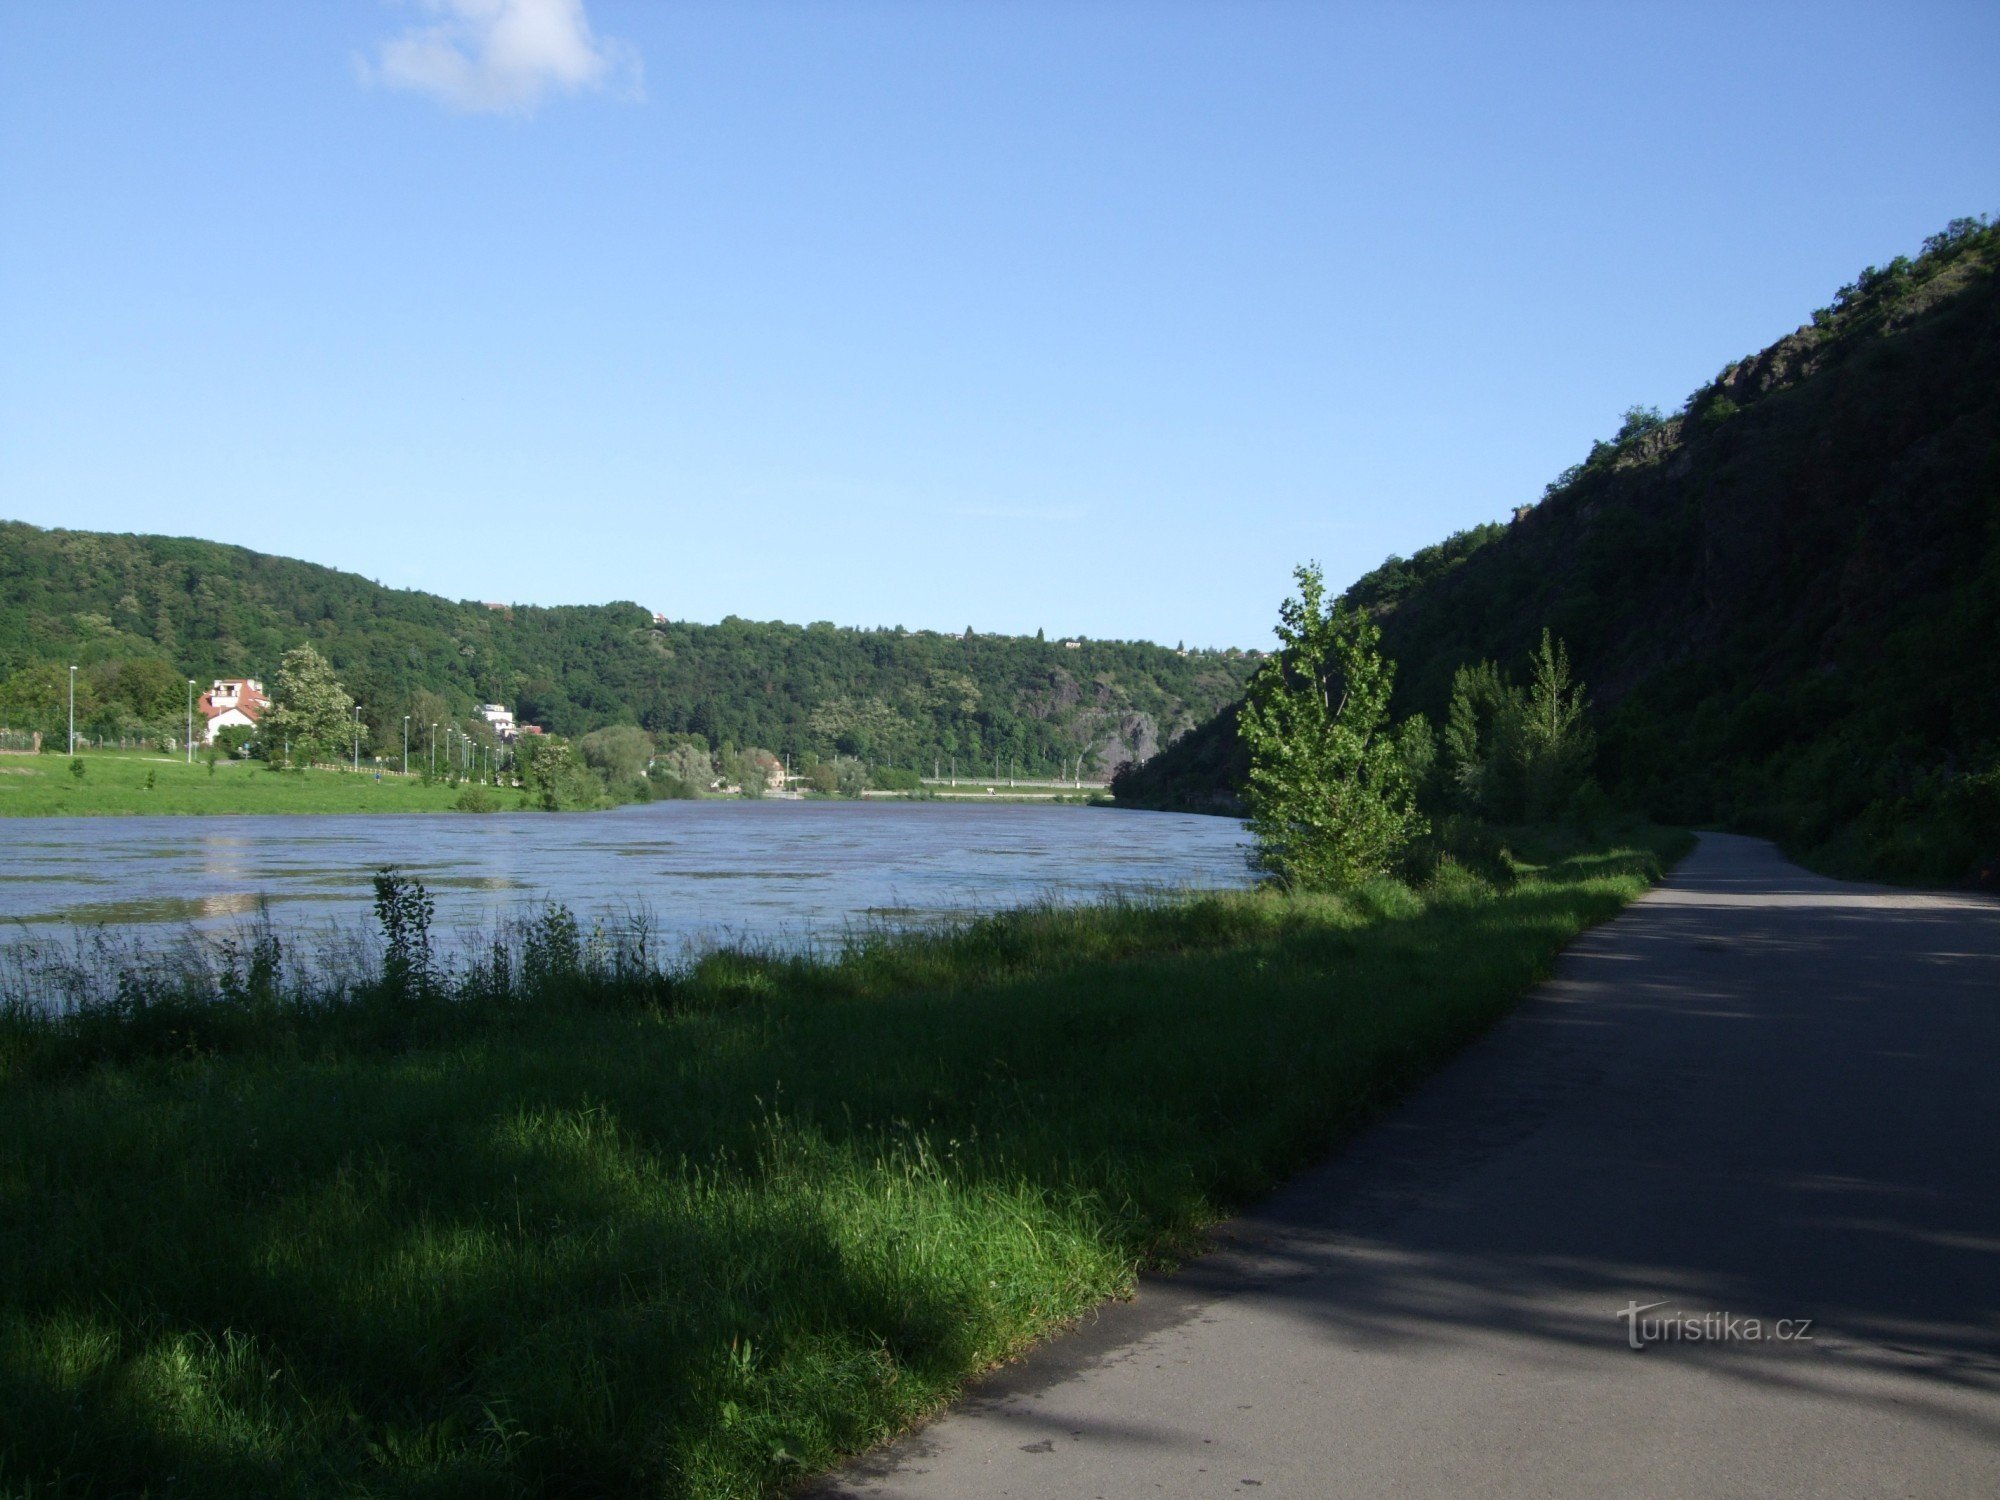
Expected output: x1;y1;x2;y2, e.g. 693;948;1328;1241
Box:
0;824;1690;1497
0;747;481;816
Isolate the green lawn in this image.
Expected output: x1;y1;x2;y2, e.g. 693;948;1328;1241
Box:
0;748;488;816
0;824;1690;1497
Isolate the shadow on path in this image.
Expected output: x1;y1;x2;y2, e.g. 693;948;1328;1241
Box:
820;833;2000;1498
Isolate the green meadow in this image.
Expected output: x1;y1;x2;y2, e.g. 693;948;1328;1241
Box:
0;823;1688;1497
0;749;482;817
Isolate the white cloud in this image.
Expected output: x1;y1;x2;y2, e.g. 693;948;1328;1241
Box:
363;0;640;116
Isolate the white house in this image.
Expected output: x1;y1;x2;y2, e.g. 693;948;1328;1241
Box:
199;679;266;744
479;704;519;742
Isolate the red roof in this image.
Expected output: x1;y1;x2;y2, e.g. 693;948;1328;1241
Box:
199;680;266;723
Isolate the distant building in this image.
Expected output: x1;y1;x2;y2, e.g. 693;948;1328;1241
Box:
652;612;669;626
199;679;266;744
477;704;545;743
1062;640;1083;650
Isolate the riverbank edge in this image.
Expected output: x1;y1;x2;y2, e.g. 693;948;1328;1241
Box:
0;822;1691;1498
0;749;1116;817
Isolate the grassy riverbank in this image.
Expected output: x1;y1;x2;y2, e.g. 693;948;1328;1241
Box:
0;749;485;816
0;823;1688;1497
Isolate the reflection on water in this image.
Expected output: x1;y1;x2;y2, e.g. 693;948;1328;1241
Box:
0;802;1253;958
17;890;298;926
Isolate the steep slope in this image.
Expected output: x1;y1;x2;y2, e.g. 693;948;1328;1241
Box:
0;524;1258;776
1118;217;2000;881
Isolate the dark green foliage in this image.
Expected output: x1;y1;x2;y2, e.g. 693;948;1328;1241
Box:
1122;215;2000;883
0;522;1258;779
370;868;436;999
1443;660;1514;813
1342;523;1506;614
516;734;602;811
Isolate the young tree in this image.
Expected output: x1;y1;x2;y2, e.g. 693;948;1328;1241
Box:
1443;660;1514;815
1516;629;1593;821
1237;563;1426;889
263;644;354;767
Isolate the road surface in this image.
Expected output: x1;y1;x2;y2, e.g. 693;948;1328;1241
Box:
817;832;2000;1498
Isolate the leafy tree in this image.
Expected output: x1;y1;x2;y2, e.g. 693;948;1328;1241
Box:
1237;564;1425;889
0;664;85;741
516;734;602;811
724;747;781;796
1615;404;1666;443
1516;629;1594;821
578;724;653;787
831;756;871;798
652;739;713;791
263;645;354;767
1395;712;1440;810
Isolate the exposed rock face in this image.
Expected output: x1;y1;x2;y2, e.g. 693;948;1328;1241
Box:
1084;712;1160;775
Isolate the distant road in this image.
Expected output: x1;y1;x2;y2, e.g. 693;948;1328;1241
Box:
818;833;2000;1498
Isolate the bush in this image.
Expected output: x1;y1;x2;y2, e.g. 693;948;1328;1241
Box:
213;725;258;759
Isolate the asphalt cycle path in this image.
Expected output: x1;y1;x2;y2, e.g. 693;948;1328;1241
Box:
817;832;2000;1499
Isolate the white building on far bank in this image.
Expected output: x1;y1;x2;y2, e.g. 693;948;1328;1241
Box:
199;679;266;744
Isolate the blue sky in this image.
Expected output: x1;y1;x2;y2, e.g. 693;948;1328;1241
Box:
2;2;1994;648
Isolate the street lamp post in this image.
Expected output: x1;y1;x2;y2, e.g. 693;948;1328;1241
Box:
353;705;362;773
402;715;410;776
68;666;76;755
186;679;195;764
429;722;437;776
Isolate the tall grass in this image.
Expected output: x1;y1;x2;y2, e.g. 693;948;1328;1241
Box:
0;824;1688;1497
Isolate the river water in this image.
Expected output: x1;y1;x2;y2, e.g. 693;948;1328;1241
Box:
0;801;1253;959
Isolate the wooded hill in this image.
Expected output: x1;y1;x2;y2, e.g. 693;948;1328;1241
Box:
0;523;1258;778
1117;216;2000;883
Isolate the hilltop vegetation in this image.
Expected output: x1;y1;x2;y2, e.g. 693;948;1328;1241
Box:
1120;216;2000;884
0;525;1257;780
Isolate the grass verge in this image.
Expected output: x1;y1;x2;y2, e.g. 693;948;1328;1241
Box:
0;748;489;817
0;823;1690;1497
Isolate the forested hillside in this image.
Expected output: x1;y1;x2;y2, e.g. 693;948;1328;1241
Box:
1118;217;2000;883
0;524;1258;777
